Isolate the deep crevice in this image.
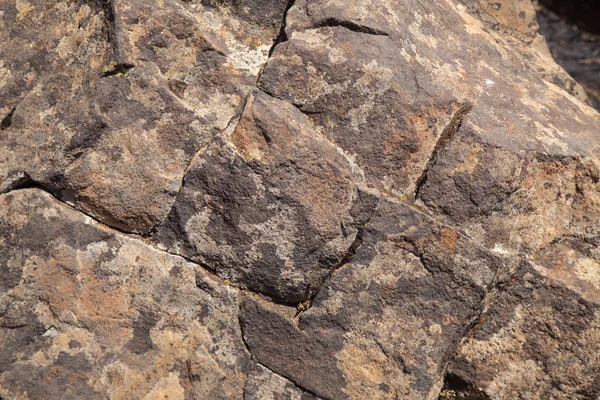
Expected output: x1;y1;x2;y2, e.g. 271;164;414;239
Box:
102;62;135;77
438;373;491;400
0;106;16;130
1;172;40;193
414;102;474;200
314;18;390;36
268;0;297;57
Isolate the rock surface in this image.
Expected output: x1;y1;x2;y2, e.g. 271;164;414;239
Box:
0;189;249;398
1;0;600;399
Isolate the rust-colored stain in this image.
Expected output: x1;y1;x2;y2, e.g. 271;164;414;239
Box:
440;227;458;252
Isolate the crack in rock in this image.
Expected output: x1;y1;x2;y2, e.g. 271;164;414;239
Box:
314;18;390;36
414;102;475;200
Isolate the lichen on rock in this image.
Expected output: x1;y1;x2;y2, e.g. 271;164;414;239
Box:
1;0;600;398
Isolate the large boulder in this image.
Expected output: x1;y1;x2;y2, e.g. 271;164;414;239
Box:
1;0;600;398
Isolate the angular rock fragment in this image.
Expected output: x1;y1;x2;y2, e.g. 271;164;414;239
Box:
156;90;375;303
258;0;600;202
240;197;505;399
0;189;249;399
0;0;288;233
448;257;600;399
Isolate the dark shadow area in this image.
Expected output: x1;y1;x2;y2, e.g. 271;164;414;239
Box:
536;2;600;110
538;0;600;35
438;373;490;400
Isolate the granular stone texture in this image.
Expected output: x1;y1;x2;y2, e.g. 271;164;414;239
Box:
1;0;599;399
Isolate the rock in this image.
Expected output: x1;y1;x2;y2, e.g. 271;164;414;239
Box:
461;0;540;38
156;90;375;303
2;0;600;398
462;0;590;104
258;0;600;204
0;189;249;399
448;258;600;399
239;197;507;399
244;363;319;400
0;0;288;233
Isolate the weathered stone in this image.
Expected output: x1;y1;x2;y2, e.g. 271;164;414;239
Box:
462;0;540;38
244;361;319;400
462;0;590;105
448;258;600;399
240;197;505;399
0;189;249;399
2;0;600;398
0;0;288;233
156;90;374;303
259;0;600;201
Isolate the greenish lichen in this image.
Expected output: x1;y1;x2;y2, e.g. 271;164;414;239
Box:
102;62;134;77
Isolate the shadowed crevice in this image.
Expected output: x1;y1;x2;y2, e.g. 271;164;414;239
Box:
102;62;135;77
414;102;474;200
1;106;16;130
268;0;298;57
314;18;390;36
438;373;490;400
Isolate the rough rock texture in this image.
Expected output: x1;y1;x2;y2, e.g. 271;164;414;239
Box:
0;189;249;398
0;0;289;233
155;91;371;303
239;197;507;399
1;0;600;399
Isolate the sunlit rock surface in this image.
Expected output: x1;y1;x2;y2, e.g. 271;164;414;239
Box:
1;0;599;398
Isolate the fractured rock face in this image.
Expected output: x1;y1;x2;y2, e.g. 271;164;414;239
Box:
156;90;375;303
0;0;288;233
0;189;249;399
448;258;600;399
2;0;600;399
239;198;507;399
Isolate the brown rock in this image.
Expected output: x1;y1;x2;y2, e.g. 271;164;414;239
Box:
448;258;600;399
239;197;506;399
244;362;319;400
0;189;249;399
2;0;600;398
0;0;288;233
156;90;375;303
